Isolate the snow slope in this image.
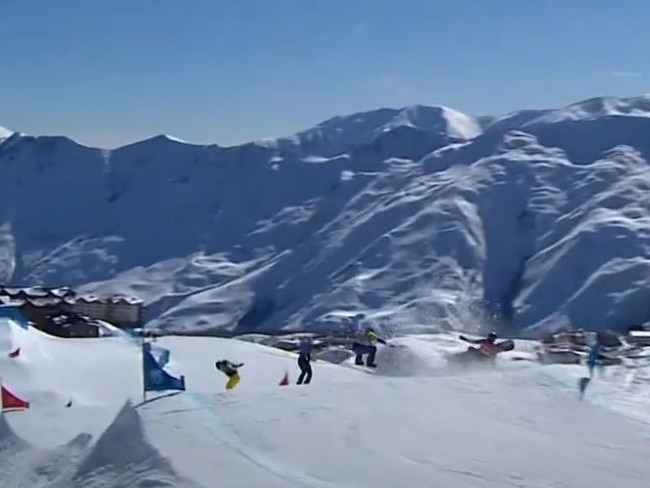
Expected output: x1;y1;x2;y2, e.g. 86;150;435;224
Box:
1;95;650;336
2;318;650;487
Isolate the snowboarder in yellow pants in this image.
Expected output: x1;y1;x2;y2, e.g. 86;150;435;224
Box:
215;360;243;390
226;372;240;390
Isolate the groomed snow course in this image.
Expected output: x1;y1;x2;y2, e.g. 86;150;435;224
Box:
1;318;650;487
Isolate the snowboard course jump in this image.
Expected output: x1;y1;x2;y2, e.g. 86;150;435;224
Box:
1;317;649;488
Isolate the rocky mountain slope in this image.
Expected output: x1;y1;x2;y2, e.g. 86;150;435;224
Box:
1;96;649;336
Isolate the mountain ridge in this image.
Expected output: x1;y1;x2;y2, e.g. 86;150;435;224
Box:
1;95;649;337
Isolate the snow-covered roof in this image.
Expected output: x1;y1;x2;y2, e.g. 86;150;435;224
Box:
0;286;75;299
107;295;143;305
26;297;66;307
77;295;103;303
24;286;49;297
77;294;143;306
50;287;74;297
0;287;24;295
629;330;650;337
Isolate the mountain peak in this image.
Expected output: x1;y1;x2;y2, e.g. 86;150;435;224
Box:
526;95;650;125
0;125;13;139
276;104;482;158
386;105;482;140
142;134;203;146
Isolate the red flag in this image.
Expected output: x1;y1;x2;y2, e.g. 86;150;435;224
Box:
1;385;30;410
8;348;20;359
278;371;289;386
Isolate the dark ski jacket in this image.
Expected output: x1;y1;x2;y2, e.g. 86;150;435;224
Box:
215;360;243;376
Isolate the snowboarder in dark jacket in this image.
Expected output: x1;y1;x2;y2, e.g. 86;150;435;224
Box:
297;336;314;385
215;360;243;390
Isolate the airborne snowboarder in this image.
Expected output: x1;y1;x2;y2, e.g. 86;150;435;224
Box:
449;332;514;366
215;360;244;390
579;337;601;400
459;332;502;358
352;326;388;368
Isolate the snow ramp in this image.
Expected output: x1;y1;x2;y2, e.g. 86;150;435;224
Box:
0;317;143;407
0;401;201;488
1;327;650;487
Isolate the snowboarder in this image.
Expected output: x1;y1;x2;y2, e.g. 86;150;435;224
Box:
352;326;387;368
587;338;601;377
579;338;601;400
459;332;502;358
297;336;314;385
215;360;244;390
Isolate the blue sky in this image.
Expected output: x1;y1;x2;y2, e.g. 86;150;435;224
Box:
1;0;648;148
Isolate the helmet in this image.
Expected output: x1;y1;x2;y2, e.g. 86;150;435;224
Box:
487;332;497;342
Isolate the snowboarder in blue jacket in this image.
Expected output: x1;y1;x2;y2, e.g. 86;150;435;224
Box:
587;340;601;377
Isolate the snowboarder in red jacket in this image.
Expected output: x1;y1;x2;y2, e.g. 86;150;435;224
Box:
459;332;501;357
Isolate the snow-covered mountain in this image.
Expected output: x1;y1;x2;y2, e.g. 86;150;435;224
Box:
0;125;12;140
271;104;482;158
1;96;650;336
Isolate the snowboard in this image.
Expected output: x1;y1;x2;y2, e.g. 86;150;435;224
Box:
497;339;515;352
339;362;379;375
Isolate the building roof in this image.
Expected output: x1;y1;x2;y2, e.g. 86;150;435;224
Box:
23;286;50;297
26;297;69;307
1;287;142;308
0;287;24;295
78;294;143;305
0;285;75;299
629;330;650;337
3;298;26;306
50;287;74;297
110;295;143;305
76;295;105;304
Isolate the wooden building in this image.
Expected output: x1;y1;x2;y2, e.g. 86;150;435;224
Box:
74;294;143;329
0;285;139;337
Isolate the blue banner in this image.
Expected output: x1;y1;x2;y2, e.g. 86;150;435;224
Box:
142;343;185;393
